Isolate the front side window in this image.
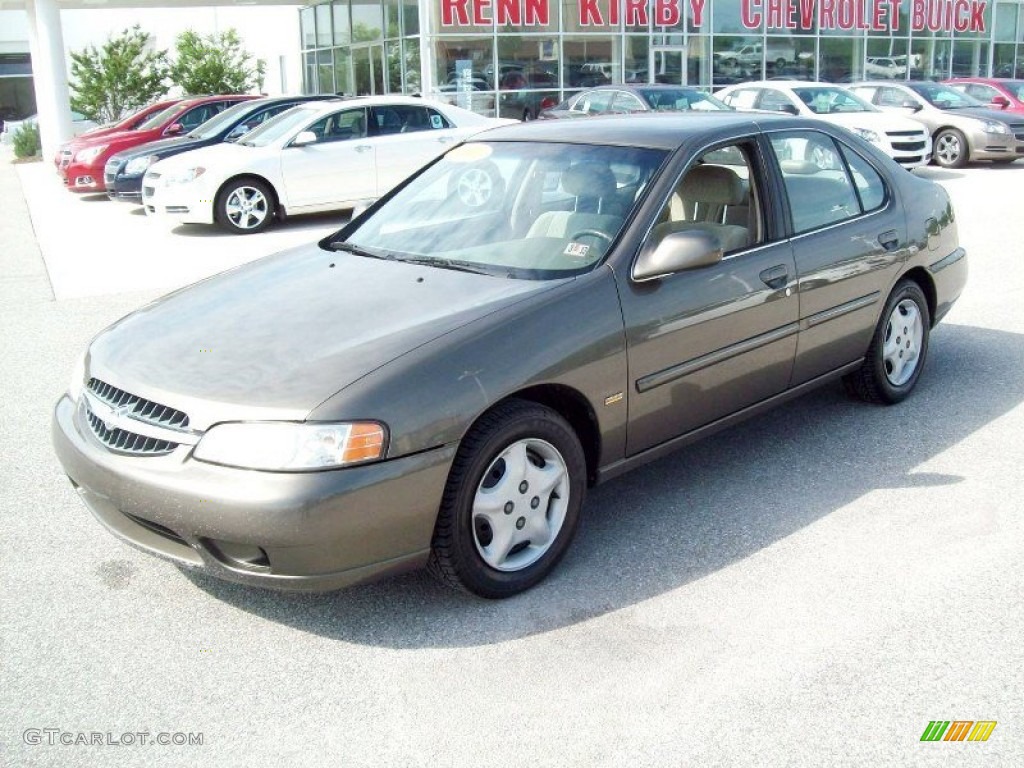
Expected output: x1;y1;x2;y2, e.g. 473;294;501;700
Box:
648;142;764;256
337;141;668;280
610;92;646;113
307;108;367;143
371;105;450;135
790;87;875;115
237;106;319;147
769;131;888;235
910;83;982;109
571;90;614;115
758;89;798;114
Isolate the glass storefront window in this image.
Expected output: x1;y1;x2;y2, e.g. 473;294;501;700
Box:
333;3;352;45
318;48;335;92
352;0;384;42
819;37;863;83
563;35;617;88
952;41;989;76
301;8;316;49
385;41;403;90
909;37;952;80
304;50;317;92
623;36;649;83
334;47;353;93
385;0;401;38
316;4;333;47
402;0;419;36
993;42;1023;77
713;35;765;85
404;38;422;91
866;38;910;80
995;3;1018;41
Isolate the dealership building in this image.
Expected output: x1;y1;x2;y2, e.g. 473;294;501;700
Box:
298;0;1024;116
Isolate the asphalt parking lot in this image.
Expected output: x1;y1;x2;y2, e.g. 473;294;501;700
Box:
2;149;1022;767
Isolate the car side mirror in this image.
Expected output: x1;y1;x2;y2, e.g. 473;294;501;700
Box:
778;104;799;115
991;95;1010;109
291;130;317;147
164;122;184;135
899;102;922;113
632;230;723;282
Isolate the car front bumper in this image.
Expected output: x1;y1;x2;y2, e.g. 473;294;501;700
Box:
52;394;455;592
141;174;217;225
105;173;145;202
964;126;1024;161
63;161;107;192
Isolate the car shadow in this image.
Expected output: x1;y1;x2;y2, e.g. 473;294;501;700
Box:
181;323;1024;649
76;193;110;202
170;211;351;238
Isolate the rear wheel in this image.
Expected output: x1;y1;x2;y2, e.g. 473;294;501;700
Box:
216;178;275;234
844;280;930;404
933;128;969;168
428;400;586;598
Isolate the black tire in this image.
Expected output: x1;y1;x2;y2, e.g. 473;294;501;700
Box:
215;177;275;234
933;128;969;169
844;279;931;404
427;399;586;598
990;158;1017;165
522;109;533;121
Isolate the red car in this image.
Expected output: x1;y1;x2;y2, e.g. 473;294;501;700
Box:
944;78;1024;115
61;94;257;193
54;99;182;170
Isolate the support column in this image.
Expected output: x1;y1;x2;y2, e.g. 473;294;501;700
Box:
25;0;73;161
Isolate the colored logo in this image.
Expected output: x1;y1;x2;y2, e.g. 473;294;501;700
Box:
920;721;997;742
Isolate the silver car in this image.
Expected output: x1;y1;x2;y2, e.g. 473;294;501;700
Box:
850;81;1024;167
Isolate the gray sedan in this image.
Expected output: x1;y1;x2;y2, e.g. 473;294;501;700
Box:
53;114;967;598
850;81;1024;167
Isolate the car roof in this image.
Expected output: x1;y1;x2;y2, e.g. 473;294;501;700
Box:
284;95;452;116
472;111;793;150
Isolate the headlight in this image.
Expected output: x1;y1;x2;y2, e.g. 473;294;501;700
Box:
850;128;880;143
164;167;206;185
193;421;387;471
125;155;156;175
68;352;87;403
980;120;1010;135
74;145;107;164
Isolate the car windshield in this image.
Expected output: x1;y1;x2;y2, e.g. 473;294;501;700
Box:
236;106;318;147
336;141;668;280
792;87;875;114
138;103;188;130
188;101;262;139
637;88;730;111
910;83;983;108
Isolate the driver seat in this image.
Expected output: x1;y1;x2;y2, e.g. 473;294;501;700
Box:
527;163;623;239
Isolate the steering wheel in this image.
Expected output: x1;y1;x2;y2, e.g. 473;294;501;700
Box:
569;229;614;246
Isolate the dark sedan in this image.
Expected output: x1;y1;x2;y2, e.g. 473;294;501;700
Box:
540;84;730;119
104;96;327;202
53;114;966;598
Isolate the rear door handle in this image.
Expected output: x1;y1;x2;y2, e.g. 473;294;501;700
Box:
354;144;373;153
759;264;789;290
878;229;900;251
438;135;457;144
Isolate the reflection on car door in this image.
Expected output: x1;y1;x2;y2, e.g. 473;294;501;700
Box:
280;107;376;209
370;105;462;192
767;129;905;384
617;138;800;456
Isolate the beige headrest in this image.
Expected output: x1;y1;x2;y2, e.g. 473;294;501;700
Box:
779;159;821;175
562;163;618;197
678;165;746;205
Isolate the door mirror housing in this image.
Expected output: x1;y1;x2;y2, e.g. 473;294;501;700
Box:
778;103;799;115
291;130;317;147
164;122;184;136
991;95;1011;109
898;102;922;113
632;230;724;282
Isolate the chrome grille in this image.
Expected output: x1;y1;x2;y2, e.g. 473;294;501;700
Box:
886;130;924;137
88;378;189;429
142;186;155;198
891;140;926;152
1009;124;1024;141
85;410;178;455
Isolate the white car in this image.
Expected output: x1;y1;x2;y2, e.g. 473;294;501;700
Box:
717;81;932;168
142;96;511;234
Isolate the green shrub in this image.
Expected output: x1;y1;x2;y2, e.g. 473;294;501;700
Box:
12;122;41;159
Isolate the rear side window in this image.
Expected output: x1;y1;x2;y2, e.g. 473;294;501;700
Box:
769;131;888;235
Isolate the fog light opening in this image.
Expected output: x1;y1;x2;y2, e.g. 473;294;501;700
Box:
205;539;271;571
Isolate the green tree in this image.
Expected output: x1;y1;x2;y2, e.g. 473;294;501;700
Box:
69;26;170;123
170;29;265;95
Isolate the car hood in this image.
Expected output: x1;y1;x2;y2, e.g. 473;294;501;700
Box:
822;111;924;133
111;135;211;164
149;142;262;174
939;106;1023;124
87;245;553;430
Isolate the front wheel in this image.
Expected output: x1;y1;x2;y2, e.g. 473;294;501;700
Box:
933;128;969;169
428;400;586;598
216;178;275;234
844;280;930;404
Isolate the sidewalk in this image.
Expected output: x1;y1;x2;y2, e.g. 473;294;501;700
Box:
11;155;348;300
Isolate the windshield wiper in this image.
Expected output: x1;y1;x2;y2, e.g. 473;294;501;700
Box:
328;241;391;260
398;255;492;275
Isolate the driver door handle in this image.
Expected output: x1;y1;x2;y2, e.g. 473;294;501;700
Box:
759;265;789;290
354;144;373;153
878;230;900;251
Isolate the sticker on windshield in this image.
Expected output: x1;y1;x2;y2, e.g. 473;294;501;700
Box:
564;242;591;258
430;114;444;129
